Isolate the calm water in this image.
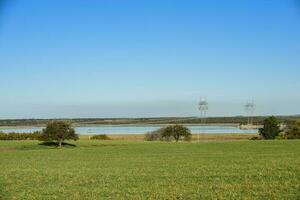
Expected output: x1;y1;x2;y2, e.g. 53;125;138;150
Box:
0;125;258;135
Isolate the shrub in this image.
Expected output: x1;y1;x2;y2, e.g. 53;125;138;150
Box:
144;128;171;141
285;120;300;139
90;134;111;140
144;128;160;141
259;116;281;140
275;132;286;140
0;131;41;140
183;134;192;141
144;131;160;141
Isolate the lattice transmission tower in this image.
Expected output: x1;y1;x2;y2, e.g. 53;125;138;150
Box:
245;101;256;125
198;97;208;123
197;97;208;142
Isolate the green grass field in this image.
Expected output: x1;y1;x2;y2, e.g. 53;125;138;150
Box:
0;140;299;199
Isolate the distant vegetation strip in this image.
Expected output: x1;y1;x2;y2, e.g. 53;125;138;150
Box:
0;115;299;127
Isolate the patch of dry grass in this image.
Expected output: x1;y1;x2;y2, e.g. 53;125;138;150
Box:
79;133;256;141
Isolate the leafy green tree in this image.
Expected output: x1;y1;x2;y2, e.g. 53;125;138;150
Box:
285;120;300;139
161;124;191;142
40;121;78;147
259;116;281;139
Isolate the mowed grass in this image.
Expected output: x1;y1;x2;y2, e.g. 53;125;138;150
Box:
0;140;299;199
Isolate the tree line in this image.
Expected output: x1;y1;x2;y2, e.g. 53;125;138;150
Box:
258;116;300;139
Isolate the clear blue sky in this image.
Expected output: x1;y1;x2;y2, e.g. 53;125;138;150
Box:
0;0;300;119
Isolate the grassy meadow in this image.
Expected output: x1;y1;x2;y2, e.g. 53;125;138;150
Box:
0;140;299;199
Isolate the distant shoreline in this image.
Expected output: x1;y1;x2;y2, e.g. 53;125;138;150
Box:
0;123;241;129
0;115;298;127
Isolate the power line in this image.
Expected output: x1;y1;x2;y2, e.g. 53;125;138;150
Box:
198;97;208;142
244;100;255;125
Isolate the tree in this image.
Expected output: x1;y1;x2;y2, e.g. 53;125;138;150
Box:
40;121;78;147
285;120;300;139
161;124;191;142
259;116;281;139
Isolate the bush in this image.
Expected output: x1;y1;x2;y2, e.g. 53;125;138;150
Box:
275;132;286;140
183;133;192;141
90;134;111;140
144;128;171;141
259;116;281;140
0;131;41;140
285;120;300;139
144;131;160;141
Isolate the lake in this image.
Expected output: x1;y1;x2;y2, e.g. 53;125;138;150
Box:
0;125;258;135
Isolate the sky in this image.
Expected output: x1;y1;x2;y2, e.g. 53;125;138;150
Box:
0;0;300;119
